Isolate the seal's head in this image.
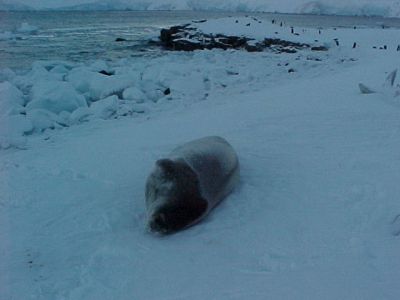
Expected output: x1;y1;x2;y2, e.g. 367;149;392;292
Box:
145;158;208;235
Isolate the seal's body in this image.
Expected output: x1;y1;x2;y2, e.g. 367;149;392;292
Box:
145;136;239;234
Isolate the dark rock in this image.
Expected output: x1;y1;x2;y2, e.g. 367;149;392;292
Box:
245;43;264;52
158;22;313;54
311;46;328;51
307;56;322;61
216;35;249;48
279;48;297;54
164;88;171;95
99;70;114;76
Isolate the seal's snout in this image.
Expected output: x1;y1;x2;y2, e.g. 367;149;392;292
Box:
149;213;169;234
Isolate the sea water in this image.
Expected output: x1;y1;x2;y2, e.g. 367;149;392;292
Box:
1;10;399;70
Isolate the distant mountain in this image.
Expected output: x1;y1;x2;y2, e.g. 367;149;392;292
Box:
1;0;398;18
55;0;149;11
0;0;34;11
47;0;189;11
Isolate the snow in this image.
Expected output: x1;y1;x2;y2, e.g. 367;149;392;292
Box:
1;15;400;299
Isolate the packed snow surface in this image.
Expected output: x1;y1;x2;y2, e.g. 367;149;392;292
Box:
1;16;400;300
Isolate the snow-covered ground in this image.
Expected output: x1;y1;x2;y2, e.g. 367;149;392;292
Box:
1;16;400;299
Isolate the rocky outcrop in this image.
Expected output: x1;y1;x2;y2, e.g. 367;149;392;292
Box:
160;25;252;51
159;23;325;54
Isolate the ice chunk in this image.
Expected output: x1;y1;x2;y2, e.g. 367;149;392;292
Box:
26;109;65;132
0;114;33;136
27;80;87;114
69;107;93;125
17;22;38;34
122;86;146;103
139;80;165;103
89;60;111;72
90;95;118;119
50;64;70;75
0;68;16;82
0;31;16;40
67;67;135;101
13;65;54;91
0;114;33;149
0;82;25;116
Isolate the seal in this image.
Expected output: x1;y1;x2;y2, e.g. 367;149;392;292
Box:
145;136;240;234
